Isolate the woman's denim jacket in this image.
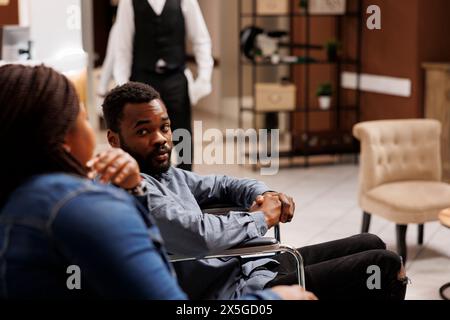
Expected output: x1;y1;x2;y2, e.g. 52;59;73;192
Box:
0;174;279;300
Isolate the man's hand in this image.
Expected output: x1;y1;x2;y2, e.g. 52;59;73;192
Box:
255;192;295;223
185;69;212;106
86;148;141;190
249;194;282;228
271;286;318;300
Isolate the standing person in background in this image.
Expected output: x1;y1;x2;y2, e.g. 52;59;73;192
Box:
114;0;214;171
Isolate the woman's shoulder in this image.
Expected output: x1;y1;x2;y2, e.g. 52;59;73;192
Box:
17;173;113;198
2;174;131;221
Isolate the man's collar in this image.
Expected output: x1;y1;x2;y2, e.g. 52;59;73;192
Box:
143;166;173;181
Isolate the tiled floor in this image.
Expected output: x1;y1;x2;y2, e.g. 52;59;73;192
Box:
93;106;450;300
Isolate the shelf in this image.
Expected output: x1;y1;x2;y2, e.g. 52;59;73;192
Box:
237;0;362;164
296;106;358;112
241;12;359;18
239;106;358;113
278;42;324;50
241;59;359;66
247;148;357;160
286;147;357;157
247;144;358;158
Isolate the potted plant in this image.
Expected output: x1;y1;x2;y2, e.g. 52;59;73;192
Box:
299;0;308;12
325;39;342;62
316;83;333;110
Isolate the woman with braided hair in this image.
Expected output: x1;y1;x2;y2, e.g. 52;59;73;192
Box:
0;64;88;206
0;64;313;300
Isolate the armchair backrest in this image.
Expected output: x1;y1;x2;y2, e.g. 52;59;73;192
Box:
64;68;87;107
353;119;442;195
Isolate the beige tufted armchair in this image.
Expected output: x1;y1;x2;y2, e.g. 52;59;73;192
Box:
353;119;450;261
64;68;87;107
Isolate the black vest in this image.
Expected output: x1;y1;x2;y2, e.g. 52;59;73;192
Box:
131;0;186;79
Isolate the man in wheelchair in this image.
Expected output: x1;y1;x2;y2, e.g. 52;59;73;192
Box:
100;82;408;300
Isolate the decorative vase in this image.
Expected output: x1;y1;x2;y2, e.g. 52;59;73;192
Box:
318;96;331;110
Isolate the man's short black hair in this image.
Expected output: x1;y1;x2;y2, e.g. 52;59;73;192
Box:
102;82;161;132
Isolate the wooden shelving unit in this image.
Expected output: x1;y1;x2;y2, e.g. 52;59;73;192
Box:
238;0;363;167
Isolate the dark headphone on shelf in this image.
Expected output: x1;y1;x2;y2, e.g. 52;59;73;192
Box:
240;26;264;60
240;27;289;60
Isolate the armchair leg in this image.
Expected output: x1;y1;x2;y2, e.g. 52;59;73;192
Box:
361;212;371;233
396;224;408;262
418;224;424;245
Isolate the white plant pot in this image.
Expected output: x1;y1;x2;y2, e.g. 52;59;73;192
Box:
318;96;332;110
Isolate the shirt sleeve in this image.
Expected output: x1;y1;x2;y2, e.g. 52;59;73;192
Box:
113;0;135;84
50;189;187;300
180;169;271;209
182;0;214;82
145;189;267;257
98;23;118;95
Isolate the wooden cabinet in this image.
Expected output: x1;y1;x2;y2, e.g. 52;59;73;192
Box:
0;0;19;26
256;0;289;15
423;63;450;182
255;83;296;112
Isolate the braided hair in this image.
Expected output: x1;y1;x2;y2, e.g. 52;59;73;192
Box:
0;64;87;206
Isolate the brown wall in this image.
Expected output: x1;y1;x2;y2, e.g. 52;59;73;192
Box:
419;0;450;63
354;0;450;121
350;0;450;120
292;0;450;136
0;0;19;26
359;0;421;120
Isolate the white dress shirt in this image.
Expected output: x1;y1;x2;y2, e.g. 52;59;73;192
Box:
97;23;118;96
114;0;213;105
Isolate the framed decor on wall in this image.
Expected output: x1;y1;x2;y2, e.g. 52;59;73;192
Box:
308;0;346;15
256;0;289;16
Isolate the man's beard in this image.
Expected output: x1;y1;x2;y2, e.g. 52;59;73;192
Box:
119;138;172;176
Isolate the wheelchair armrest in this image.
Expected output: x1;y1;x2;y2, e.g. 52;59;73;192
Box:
201;203;246;215
231;237;278;249
169;238;280;262
169;240;305;287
